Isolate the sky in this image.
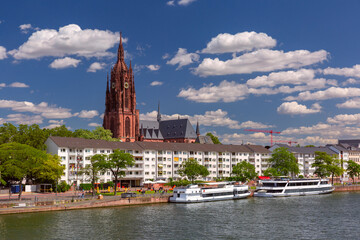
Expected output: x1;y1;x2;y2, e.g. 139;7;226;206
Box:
1;0;360;146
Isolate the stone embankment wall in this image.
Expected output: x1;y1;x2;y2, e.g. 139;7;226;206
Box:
0;195;171;215
334;185;360;192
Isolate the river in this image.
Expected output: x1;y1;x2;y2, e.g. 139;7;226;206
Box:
1;192;359;240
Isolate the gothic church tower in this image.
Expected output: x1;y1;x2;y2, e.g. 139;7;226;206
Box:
103;33;139;142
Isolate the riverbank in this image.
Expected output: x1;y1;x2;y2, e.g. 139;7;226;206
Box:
334;184;360;192
0;194;171;215
1;185;360;215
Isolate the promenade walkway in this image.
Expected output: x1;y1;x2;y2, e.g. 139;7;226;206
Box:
0;191;172;215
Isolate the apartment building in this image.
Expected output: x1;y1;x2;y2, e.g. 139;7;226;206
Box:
270;144;349;177
45;136;271;186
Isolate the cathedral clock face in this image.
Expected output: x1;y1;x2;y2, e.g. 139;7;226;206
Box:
124;82;129;89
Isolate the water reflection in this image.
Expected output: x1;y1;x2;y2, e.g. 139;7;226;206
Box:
0;193;359;240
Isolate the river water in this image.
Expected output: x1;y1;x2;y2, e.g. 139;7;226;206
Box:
0;192;359;240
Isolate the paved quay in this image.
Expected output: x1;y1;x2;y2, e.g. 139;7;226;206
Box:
0;191;172;215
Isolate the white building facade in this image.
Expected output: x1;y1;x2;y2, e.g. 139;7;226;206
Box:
270;144;349;178
46;136;271;186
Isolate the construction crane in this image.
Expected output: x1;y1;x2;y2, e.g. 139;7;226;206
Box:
244;129;281;146
274;140;298;146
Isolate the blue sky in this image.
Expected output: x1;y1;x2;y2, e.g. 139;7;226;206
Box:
1;0;360;146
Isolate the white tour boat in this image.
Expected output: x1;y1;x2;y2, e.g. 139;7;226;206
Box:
169;182;251;203
254;178;335;197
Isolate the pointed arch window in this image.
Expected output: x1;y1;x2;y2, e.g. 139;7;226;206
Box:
125;117;131;137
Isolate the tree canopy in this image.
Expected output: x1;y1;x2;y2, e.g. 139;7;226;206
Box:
73;127;119;141
206;132;221;144
99;150;135;195
347;160;360;184
267;147;299;177
80;154;105;196
231;161;257;182
0;142;64;198
312;151;343;184
0;123;119;151
178;158;209;183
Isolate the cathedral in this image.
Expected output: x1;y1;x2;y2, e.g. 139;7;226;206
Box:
103;34;204;143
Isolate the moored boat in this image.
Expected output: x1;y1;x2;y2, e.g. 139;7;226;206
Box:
169;182;250;203
254;178;334;197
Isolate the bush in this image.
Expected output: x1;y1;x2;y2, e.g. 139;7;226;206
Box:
298;175;304;179
58;181;70;192
106;181;114;187
80;183;93;191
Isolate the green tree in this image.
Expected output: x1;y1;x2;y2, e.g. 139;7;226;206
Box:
206;132;221;144
268;147;299;177
178;158;209;183
99;150;135;195
73;127;119;141
347;160;360;184
0;123;18;145
0;142;64;199
262;167;281;177
312;151;343;184
231;161;257;182
79;154;105;196
0;123;49;150
92;127;119;141
46;125;73;137
305;145;315;147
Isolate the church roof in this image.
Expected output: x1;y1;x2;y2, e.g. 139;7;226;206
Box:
159;119;197;139
195;135;214;144
139;120;163;140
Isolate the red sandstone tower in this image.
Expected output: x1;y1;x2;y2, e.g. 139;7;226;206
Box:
103;33;139;142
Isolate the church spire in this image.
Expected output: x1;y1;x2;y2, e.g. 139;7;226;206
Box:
117;32;124;61
157;101;161;122
196;121;200;136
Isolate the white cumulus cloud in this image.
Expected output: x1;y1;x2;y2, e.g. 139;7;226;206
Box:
167;1;175;6
19;24;36;33
49;57;81;69
246;69;316;88
88;122;101;127
167;48;199;70
0;46;7;59
336;98;360;109
178;0;197;5
277;101;321;115
342;78;360;86
321;65;360;78
327;113;360;125
178;80;249;103
87;62;106;72
44;120;65;129
9;24;119;59
0;99;73;119
150;81;163;86
202;32;276;54
285;87;360;101
5;113;43;125
194;49;328;76
147;65;160;71
8;82;29;88
77;110;99;118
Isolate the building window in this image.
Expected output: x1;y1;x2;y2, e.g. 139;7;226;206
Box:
125;117;130;137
